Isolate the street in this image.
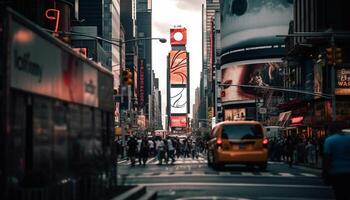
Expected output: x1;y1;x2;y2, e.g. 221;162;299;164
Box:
117;156;334;200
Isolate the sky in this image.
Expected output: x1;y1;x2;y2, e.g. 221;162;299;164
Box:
152;0;204;127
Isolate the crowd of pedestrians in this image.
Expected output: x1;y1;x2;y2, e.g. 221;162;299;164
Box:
118;135;207;166
267;133;322;167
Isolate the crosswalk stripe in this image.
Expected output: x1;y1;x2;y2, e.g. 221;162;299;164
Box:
241;172;254;176
300;173;317;177
219;172;231;176
279;173;295;177
261;172;275;176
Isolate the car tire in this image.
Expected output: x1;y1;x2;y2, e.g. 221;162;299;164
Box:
212;154;223;170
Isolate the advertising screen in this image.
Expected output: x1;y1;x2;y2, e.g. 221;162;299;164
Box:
170;50;188;85
221;59;283;102
224;108;246;121
170;87;187;114
170;115;187;127
170;27;187;46
335;68;350;95
220;0;293;62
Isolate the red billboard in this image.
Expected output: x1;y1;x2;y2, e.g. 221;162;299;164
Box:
170;27;187;46
170;115;187;127
169;50;187;85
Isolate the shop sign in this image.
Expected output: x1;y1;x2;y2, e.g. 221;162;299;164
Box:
291;116;303;125
336;68;350;95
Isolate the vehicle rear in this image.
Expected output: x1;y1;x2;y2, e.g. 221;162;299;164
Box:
208;121;268;169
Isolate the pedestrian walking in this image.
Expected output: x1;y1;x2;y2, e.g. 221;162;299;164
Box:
127;136;137;166
140;136;149;165
148;138;155;157
166;137;175;164
286;134;296;168
323;124;350;200
156;138;166;165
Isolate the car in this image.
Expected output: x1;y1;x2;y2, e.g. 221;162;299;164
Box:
207;120;269;170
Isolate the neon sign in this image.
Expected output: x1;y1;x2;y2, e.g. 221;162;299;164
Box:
45;9;60;33
291;116;303;124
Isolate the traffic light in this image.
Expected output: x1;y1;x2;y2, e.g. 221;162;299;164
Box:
122;69;133;85
325;47;334;65
335;47;342;65
325;47;343;65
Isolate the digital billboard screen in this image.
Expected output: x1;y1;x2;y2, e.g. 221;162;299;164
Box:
169;50;188;85
220;0;293;62
170;115;187;127
170;87;187;114
224;108;246;121
221;59;283;102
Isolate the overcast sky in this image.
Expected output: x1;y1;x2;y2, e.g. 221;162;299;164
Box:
152;0;204;127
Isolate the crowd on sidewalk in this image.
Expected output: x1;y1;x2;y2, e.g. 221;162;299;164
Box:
267;133;323;168
116;135;207;166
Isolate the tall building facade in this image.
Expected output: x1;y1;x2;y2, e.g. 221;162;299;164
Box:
197;1;219;133
220;0;293;121
136;0;153;115
276;0;350;137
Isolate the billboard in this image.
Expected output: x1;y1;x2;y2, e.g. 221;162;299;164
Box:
170;50;188;85
220;0;293;62
10;19;113;109
224;108;246;121
170;27;187;46
335;68;350;95
170;115;187;127
221;59;283;102
170;87;187;114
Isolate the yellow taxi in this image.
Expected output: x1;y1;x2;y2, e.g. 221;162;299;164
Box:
207;121;268;170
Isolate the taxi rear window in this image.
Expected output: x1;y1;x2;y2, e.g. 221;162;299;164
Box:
222;124;263;140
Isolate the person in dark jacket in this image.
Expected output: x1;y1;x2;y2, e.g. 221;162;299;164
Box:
127;136;138;166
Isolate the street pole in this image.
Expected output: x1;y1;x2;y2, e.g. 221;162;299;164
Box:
330;35;337;122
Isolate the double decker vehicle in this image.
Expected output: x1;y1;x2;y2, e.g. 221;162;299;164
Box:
1;9;115;200
207;121;269;170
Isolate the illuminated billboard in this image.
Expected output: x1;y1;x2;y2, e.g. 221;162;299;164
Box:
221;59;283;102
170;50;188;85
224;108;246;121
170;27;187;46
220;0;293;62
170;87;187;114
170;115;187;127
335;68;350;95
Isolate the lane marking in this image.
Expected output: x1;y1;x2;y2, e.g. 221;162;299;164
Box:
133;182;331;189
259;197;333;200
146;157;156;164
219;172;231;176
241;172;254;176
260;172;275;176
279;173;295;177
300;173;317;177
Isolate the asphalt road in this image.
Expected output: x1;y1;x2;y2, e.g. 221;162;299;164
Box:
117;156;334;200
